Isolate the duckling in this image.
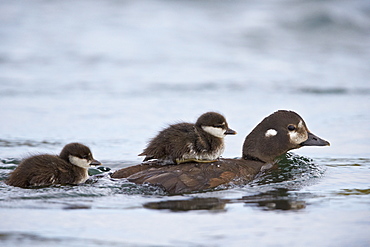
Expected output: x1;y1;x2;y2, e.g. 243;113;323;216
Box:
139;112;237;164
6;143;101;188
111;110;329;194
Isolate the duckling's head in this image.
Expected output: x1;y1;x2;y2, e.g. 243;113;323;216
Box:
196;112;237;138
59;143;101;168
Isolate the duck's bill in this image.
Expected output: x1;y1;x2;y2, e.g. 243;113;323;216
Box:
225;128;237;135
300;132;330;146
90;159;102;166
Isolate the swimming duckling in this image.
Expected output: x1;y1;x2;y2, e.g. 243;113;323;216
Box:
111;110;329;194
139;112;237;164
6;143;101;188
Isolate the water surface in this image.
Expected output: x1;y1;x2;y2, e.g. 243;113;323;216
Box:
0;0;369;246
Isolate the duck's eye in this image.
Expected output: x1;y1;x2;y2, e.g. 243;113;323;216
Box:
81;155;88;159
288;125;296;131
214;124;224;128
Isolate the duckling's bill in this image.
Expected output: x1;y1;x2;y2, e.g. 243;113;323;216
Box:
225;128;237;135
90;159;102;166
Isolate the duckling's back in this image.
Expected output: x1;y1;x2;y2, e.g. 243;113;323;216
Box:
6;155;80;188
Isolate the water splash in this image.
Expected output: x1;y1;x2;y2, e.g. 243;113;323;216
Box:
248;152;325;190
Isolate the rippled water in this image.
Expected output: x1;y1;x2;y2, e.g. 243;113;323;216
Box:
1;0;369;246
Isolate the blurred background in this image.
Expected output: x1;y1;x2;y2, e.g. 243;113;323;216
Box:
0;1;369;246
0;0;369;162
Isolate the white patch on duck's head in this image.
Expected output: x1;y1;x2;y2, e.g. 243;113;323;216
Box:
265;129;278;137
298;120;304;129
69;155;91;169
288;120;308;145
202;126;226;138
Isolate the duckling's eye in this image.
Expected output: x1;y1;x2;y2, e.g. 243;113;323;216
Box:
214;124;224;128
288;125;296;131
81;155;88;159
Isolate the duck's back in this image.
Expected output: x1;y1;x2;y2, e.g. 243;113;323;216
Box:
112;159;264;194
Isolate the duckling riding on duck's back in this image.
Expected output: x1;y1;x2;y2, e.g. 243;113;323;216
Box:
111;110;329;194
139;112;237;165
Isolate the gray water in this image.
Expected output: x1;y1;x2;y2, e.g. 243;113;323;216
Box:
0;0;369;246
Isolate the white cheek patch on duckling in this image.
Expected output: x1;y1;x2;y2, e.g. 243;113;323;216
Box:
288;121;308;144
265;129;278;137
69;155;90;168
202;126;226;138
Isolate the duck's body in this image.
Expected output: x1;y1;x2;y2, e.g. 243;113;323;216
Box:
111;110;330;194
6;143;101;188
139;112;236;164
112;158;263;194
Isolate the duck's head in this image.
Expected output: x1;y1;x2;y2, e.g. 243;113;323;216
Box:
59;143;101;168
242;110;330;163
196;111;237;138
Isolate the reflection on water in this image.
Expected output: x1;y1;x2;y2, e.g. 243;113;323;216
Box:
241;188;306;210
323;157;370;167
336;188;370;196
144;197;227;212
144;188;306;212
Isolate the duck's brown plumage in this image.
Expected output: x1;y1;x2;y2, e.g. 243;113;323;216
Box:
112;159;263;194
6;143;101;188
111;110;330;194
